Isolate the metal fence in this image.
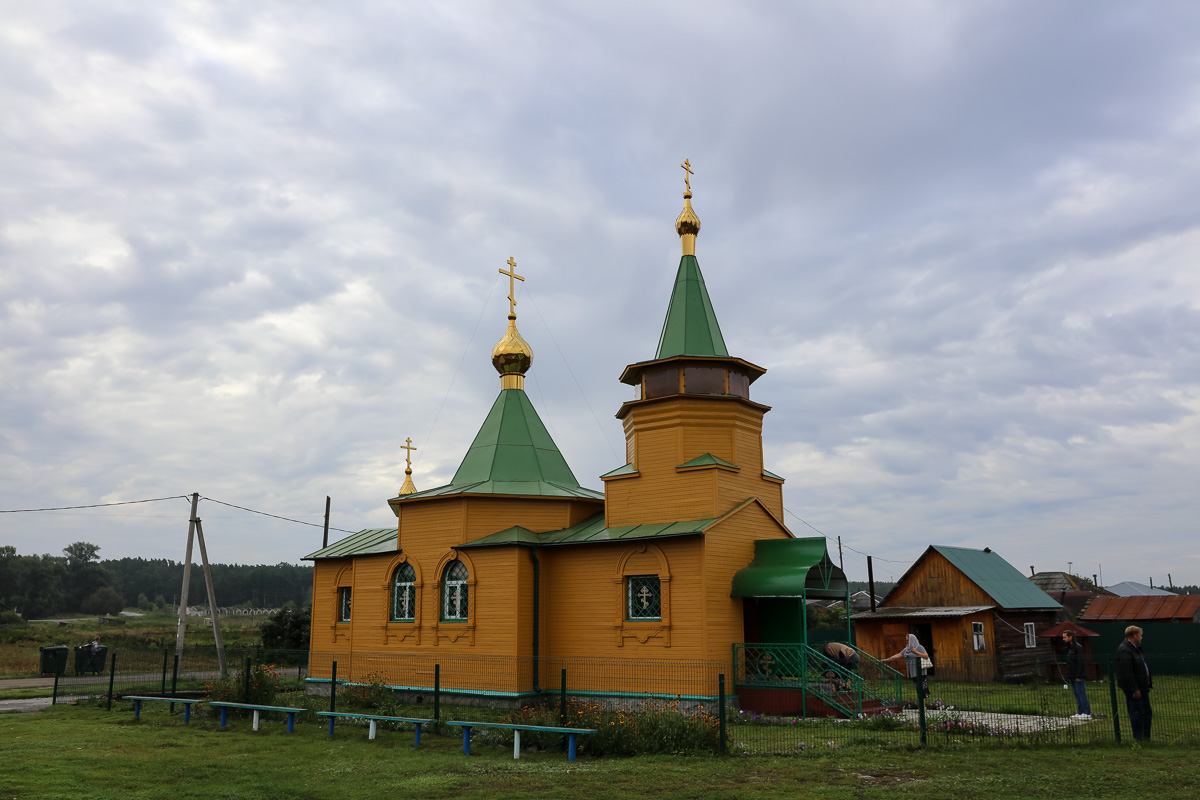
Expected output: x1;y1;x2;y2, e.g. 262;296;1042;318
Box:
40;646;1200;753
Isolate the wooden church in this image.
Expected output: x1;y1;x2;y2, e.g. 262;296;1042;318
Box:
304;165;849;702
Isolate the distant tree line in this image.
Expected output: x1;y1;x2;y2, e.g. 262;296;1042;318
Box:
0;542;312;619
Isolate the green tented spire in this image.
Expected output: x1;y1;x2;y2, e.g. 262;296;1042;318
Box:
399;388;602;500
654;255;729;358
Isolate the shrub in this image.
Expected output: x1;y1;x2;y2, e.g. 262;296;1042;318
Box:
338;673;392;709
259;605;310;650
205;663;283;706
0;610;26;627
81;587;125;616
503;697;724;756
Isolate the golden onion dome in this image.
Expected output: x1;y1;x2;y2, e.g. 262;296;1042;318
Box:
492;313;533;388
675;159;700;255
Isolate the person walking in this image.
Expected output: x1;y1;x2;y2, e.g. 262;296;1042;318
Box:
1116;625;1152;743
1062;630;1091;719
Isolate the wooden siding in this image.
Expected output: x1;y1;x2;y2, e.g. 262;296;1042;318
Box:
884;550;994;608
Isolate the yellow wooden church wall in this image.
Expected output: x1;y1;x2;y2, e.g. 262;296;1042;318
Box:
700;502;792;663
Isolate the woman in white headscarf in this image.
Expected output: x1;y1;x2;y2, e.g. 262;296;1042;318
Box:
885;634;931;700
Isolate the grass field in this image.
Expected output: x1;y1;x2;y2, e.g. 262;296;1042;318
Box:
1;703;1198;800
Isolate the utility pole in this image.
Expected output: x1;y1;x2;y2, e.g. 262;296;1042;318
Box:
175;493;199;660
194;515;227;677
837;536;843;571
323;496;331;549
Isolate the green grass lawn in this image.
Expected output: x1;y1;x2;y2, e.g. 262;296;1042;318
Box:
2;703;1198;800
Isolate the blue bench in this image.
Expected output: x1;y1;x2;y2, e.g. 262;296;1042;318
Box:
445;720;597;762
208;701;308;733
124;695;205;724
314;711;435;744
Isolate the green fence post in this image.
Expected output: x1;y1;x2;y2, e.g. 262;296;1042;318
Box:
718;673;727;756
243;656;252;703
330;660;337;714
1108;663;1122;744
432;663;439;733
161;648;169;694
107;653;116;711
52;670;59;706
916;666;927;746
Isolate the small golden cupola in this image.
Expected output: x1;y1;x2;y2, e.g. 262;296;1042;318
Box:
675;158;701;256
491;256;533;390
398;437;418;495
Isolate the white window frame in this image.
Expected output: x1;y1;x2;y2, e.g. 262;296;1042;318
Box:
972;621;986;652
392;563;416;622
1024;622;1037;648
441;560;469;621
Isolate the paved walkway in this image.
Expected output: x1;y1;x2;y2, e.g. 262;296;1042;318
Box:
901;708;1099;732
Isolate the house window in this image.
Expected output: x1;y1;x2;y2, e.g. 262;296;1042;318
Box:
441;560;469;621
627;575;662;620
972;622;986;652
1024;622;1037;648
338;587;351;622
392;563;416;621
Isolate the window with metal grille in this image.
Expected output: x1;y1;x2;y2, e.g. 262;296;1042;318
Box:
392;563;416;621
442;560;469;621
338;587;351;622
627;575;661;620
972;621;986;652
1024;622;1037;648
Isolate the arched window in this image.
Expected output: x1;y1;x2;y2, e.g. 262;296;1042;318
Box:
392;563;416;621
441;560;469;621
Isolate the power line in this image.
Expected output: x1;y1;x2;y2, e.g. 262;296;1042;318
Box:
0;495;190;513
200;496;358;534
782;504;913;566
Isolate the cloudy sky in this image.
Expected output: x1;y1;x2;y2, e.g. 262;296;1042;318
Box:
2;1;1198;588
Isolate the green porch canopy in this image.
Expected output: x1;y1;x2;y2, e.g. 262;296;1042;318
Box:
731;538;848;600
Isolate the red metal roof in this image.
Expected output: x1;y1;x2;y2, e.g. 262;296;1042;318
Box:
1038;620;1100;638
1079;594;1200;622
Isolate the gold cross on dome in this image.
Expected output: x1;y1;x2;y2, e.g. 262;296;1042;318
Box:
499;256;525;317
401;437;417;469
680;158;694;192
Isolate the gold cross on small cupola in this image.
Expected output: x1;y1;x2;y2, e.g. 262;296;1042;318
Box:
401;437;417;470
499;256;525;318
399;436;418;495
680;158;694;193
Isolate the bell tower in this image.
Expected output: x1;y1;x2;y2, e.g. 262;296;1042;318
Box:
602;162;783;527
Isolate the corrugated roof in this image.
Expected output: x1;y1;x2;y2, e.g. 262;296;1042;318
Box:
1080;594;1200;622
656;255;728;359
1105;581;1174;597
303;528;397;561
851;605;994;620
931;545;1061;610
394;388;602;502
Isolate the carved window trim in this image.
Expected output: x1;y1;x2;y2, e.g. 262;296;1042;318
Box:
613;543;671;647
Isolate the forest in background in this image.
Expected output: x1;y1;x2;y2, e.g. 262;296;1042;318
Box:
0;542;312;619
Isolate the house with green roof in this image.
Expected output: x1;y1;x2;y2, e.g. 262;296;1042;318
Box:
851;545;1061;682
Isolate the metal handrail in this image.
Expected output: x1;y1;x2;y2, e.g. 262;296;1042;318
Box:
732;642;903;718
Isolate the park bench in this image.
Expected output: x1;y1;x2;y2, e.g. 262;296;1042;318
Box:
208;701;308;733
124;695;206;724
445;720;598;762
314;710;435;744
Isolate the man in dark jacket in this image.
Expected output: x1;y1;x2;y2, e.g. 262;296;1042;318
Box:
1062;630;1091;718
1116;625;1152;742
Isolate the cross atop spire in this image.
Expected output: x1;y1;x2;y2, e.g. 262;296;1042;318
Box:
680;158;694;193
402;437;417;470
499;256;525;318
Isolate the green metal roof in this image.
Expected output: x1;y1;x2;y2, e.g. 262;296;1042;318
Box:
731;537;847;598
302;528;397;561
762;468;785;481
677;453;739;470
599;463;638;478
458;512;718;549
655;255;729;359
930;545;1061;610
396;388;602;501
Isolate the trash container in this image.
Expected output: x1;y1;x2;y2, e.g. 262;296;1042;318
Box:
73;645;107;676
39;645;69;676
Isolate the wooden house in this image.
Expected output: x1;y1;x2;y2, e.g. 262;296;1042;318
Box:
303;173;848;703
852;545;1060;682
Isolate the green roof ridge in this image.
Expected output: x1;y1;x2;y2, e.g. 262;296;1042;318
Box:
677;453;739;470
655;255;729;358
